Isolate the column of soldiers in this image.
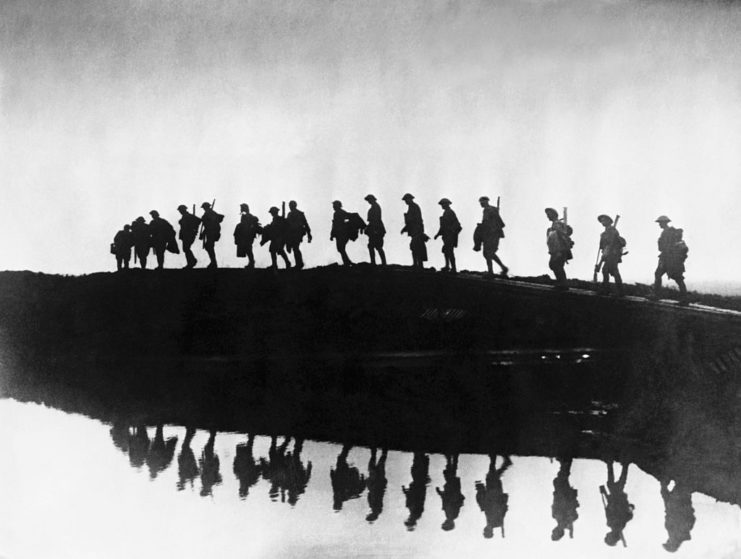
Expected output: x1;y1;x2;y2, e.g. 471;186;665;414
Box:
111;196;690;303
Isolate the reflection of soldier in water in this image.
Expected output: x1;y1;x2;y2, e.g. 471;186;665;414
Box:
233;434;262;499
260;436;291;502
437;454;465;531
146;425;178;479
476;454;512;539
551;457;579;541
330;444;366;511
109;422;130;454
177;427;199;491
199;430;222;497
285;439;313;506
600;461;635;547
366;448;388;522
128;425;150;469
402;452;430;530
661;480;695;552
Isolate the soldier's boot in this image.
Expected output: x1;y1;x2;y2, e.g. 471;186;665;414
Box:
485;259;494;277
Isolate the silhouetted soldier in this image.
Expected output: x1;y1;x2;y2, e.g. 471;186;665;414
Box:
402;452;430;531
233;203;261;269
146;424;178;479
661;480;695;553
437;454;465;531
401;193;427;269
364;194;387;266
476;454;511;539
112;224;134;271
199;430;222;497
366;447;388;522
596;215;624;296
434;198;462;273
600;461;634;547
651;215;689;304
177;205;201;269
551;457;579;541
261;207;291;269
200;202;224;269
148;210;177;270
285;439;313;506
545;207;573;290
330;444;367;511
285;201;312;269
177;427;199;491
131;217;150;269
128;424;150;469
475;196;508;276
233;434;262;499
330;200;353;266
260;436;291;502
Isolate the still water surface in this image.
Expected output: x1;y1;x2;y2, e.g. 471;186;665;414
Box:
2;399;740;559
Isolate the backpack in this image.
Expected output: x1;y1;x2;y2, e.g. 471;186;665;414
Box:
346;213;367;241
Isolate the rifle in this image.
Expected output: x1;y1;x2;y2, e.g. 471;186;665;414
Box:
593;214;620;282
496;196;500;210
281;201;286;218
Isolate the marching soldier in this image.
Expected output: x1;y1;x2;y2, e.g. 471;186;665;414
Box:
285;200;312;269
545;208;573;290
596;215;624;296
261;206;291;269
200;202;224;269
476;196;508;276
177;204;201;269
434;198;462;273
330;200;353;266
364;194;387;266
148;210;177;270
651;216;689;304
131;216;150;269
112;224;134;271
401;193;427;269
234;203;261;269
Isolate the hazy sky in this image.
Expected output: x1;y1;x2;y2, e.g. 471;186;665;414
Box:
2;0;741;282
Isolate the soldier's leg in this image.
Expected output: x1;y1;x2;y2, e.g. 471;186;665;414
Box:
279;248;291;268
368;246;376;265
246;245;254;268
156;246;165;269
485;257;494;275
492;253;508;275
337;238;351;265
206;240;217;268
379;247;387;266
270;250;278;269
449;250;457;273
293;244;303;268
116;256;123;271
653;260;665;292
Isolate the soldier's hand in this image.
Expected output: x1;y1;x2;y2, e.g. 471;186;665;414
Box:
308;234;313;243
330;236;334;241
434;234;440;240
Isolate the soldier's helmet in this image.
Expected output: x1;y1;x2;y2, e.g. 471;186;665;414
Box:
269;206;280;215
124;224;132;231
332;200;343;208
135;216;145;223
201;202;211;210
364;194;377;202
655;215;671;223
289;200;297;208
240;203;249;212
177;204;188;212
149;210;159;218
401;193;415;201
597;214;613;225
545;207;559;220
438;198;452;206
479;196;490;203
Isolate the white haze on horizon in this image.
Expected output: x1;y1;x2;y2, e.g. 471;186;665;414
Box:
1;0;741;286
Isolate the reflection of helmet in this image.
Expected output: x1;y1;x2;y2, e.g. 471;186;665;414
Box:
364;194;376;202
479;196;490;203
269;206;279;215
545;207;559;220
484;526;494;539
438;198;452;206
149;210;159;217
655;215;671;223
663;540;681;553
597;214;613;225
201;202;211;209
604;532;621;546
332;200;342;208
551;526;565;541
177;204;187;212
402;193;415;201
240;203;249;211
442;519;455;531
